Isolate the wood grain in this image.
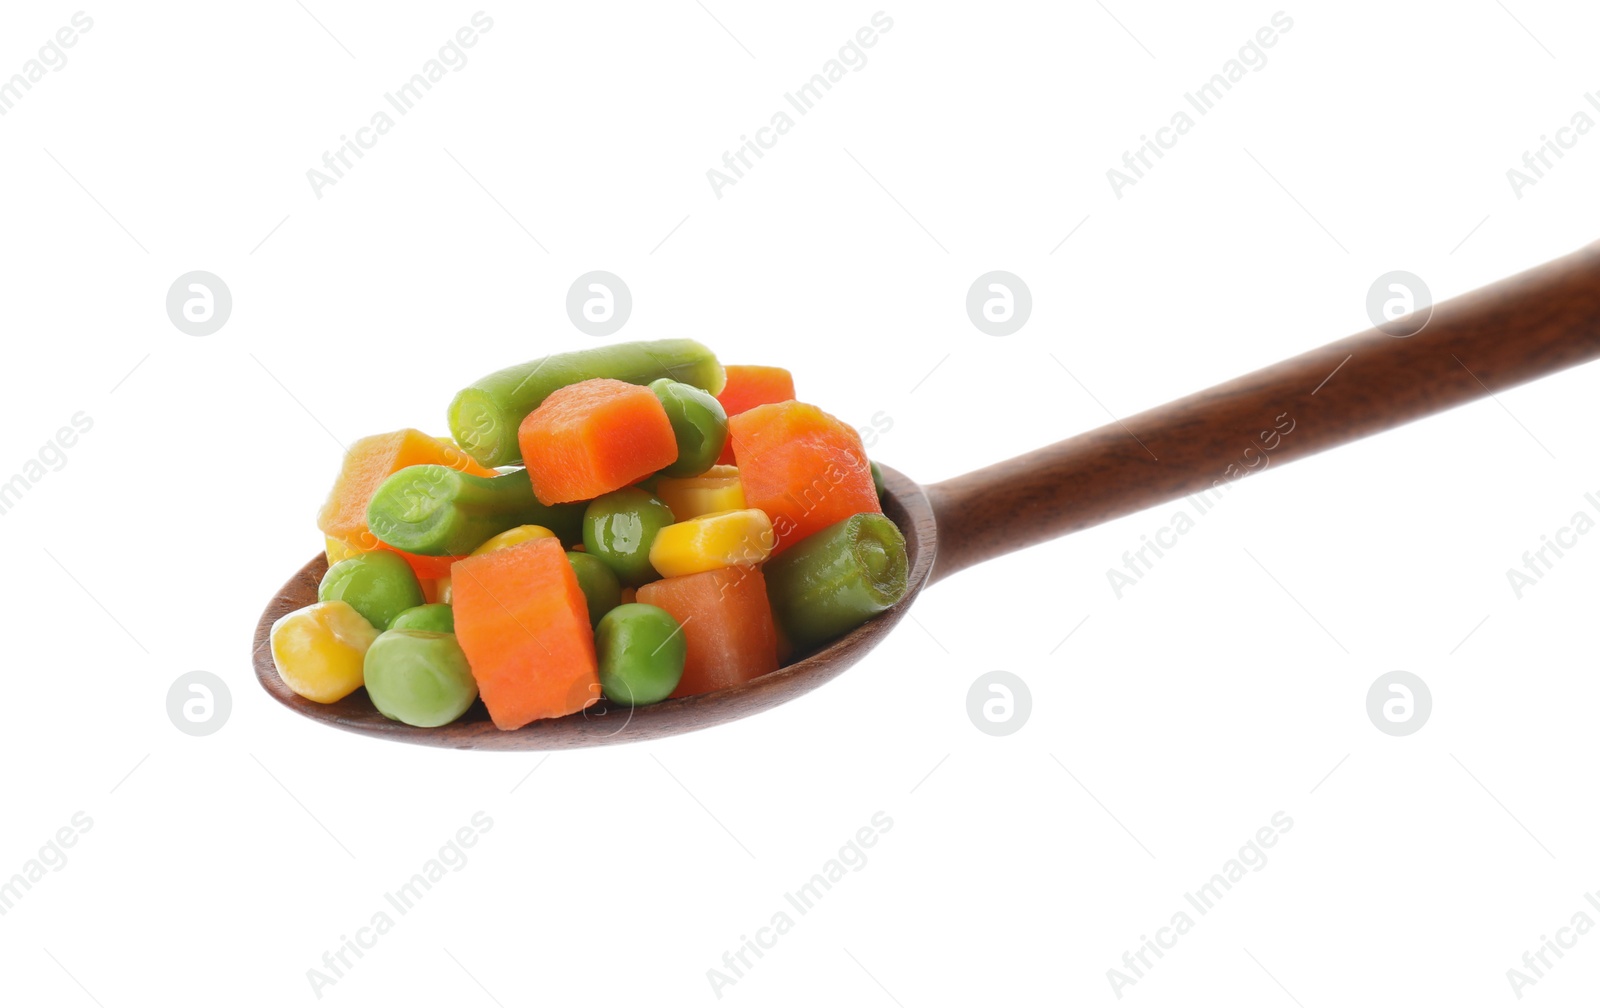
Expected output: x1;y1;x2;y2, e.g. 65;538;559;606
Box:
927;241;1600;581
251;464;938;750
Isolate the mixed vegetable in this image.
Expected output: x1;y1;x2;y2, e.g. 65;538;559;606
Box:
270;338;910;731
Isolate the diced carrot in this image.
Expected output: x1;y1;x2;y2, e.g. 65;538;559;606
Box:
518;378;678;505
323;533;464;581
317;430;494;551
636;565;778;697
391;549;463;580
727;401;880;555
716;365;796;419
452;537;600;729
714;365;795;464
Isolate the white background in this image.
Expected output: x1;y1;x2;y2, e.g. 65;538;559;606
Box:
2;1;1598;1005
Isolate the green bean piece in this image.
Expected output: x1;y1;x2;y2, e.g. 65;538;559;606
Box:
389;603;454;634
566;551;623;626
763;513;909;651
366;466;583;556
448;338;725;468
318;551;425;631
870;460;887;502
595;603;686;706
649;378;728;478
582;488;676;587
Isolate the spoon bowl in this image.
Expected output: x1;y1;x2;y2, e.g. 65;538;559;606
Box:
254;241;1600;749
252;464;938;750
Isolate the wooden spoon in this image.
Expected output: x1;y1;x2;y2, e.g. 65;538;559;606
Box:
254;243;1600;750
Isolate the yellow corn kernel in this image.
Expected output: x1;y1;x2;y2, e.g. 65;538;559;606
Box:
269;601;379;704
648;508;774;579
437;576;452;604
471;524;555;556
325;535;367;566
656;465;746;521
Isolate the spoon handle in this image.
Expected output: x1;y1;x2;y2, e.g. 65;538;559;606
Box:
925;242;1600;583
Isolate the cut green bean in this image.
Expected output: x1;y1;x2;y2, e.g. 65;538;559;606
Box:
448;338;725;468
763;513;909;650
366;466;583;556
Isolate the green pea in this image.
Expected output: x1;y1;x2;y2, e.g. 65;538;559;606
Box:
566;551;623;626
363;629;478;727
389;603;454;634
649;378;728;478
582;488;676;587
870;460;887;502
595;603;685;706
318;551;425;630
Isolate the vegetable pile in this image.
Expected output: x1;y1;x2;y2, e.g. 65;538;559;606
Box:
269;339;911;731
